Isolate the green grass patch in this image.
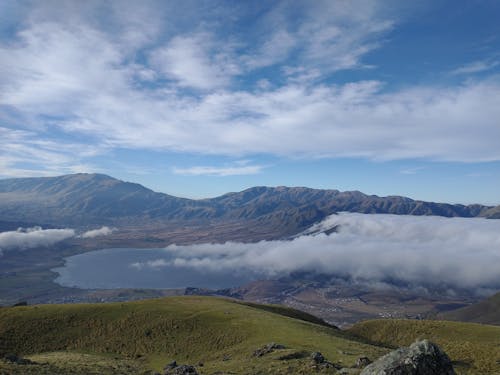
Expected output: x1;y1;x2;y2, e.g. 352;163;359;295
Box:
0;296;386;374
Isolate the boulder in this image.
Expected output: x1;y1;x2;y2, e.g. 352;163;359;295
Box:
311;351;326;364
360;339;455;375
355;356;372;368
164;364;198;375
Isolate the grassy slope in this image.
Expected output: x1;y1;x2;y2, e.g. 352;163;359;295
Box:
348;319;500;374
440;292;500;325
0;296;386;374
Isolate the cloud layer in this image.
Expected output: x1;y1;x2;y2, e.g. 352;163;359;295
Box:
0;227;75;254
134;213;500;295
0;226;115;255
1;1;500;177
80;226;115;239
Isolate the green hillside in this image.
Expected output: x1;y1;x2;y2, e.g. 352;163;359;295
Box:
0;296;386;374
348;319;500;374
440;291;500;325
3;297;500;374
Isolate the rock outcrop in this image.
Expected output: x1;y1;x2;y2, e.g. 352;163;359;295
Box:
253;342;286;357
163;361;198;375
361;339;455;375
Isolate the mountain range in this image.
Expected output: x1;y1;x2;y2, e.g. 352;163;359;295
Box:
0;173;498;233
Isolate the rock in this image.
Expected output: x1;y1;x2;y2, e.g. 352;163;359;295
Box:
311;352;325;364
164;360;177;370
164;364;198;375
309;351;342;370
355;356;372;368
360;339;455;375
253;342;286;357
3;354;36;365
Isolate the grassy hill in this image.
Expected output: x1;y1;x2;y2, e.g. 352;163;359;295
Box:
0;296;386;374
347;319;500;374
439;291;500;325
3;296;500;374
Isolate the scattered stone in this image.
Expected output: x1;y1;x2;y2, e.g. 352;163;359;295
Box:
311;352;325;364
354;357;372;368
3;354;36;365
253;342;286;357
309;352;342;371
361;339;455;375
164;364;198;375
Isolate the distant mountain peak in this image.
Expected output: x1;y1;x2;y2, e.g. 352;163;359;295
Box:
0;174;497;232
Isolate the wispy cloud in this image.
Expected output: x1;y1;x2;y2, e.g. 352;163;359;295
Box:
0;1;499;178
451;60;499;75
132;213;500;296
400;167;424;175
80;226;115;239
173;161;266;176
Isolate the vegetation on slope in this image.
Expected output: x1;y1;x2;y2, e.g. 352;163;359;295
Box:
0;296;386;374
348;319;500;374
440;291;500;325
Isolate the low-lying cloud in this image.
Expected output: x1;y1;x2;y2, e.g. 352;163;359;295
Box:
133;213;500;295
0;225;115;255
0;227;75;255
80;226;115;238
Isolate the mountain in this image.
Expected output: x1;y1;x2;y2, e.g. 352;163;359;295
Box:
0;173;497;231
439;291;500;325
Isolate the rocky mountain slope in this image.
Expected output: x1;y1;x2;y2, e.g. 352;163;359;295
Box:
0;173;497;230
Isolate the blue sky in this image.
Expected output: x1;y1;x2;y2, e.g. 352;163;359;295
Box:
0;0;499;204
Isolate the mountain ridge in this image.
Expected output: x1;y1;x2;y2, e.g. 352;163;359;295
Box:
0;173;497;230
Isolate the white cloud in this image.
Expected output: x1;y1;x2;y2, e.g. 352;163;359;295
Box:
0;225;116;255
0;227;75;255
130;258;168;270
451;60;499;75
135;213;500;295
149;32;239;90
1;0;500;173
173;162;265;176
80;226;115;239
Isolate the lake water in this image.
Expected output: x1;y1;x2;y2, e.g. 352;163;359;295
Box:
53;248;258;290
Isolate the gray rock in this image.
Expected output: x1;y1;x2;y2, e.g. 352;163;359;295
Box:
253;342;286;357
311;351;326;364
361;339;455;375
164;364;198;375
355;356;372;368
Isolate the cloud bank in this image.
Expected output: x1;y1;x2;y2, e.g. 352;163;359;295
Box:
0;226;115;255
133;213;500;295
0;227;75;255
80;226;115;238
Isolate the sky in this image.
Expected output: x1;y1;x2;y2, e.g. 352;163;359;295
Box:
0;0;499;204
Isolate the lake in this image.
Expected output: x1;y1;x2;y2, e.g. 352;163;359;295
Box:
53;247;259;290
